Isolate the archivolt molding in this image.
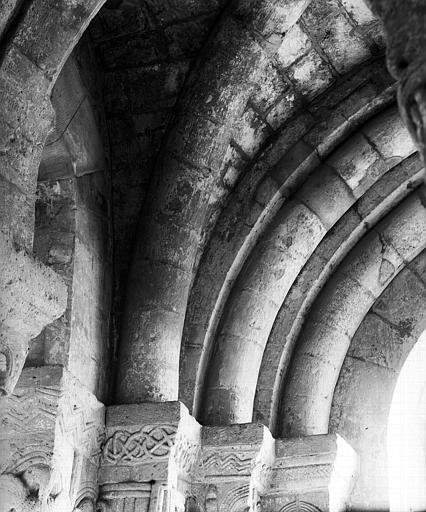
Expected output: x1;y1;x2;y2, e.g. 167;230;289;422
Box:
200;100;416;426
279;501;322;512
219;483;250;512
281;189;426;436
183;64;396;417
256;152;423;432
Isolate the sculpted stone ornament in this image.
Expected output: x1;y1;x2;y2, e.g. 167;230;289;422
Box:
74;497;96;512
0;464;70;512
0;473;39;512
102;424;177;464
365;0;426;168
0;344;21;397
0;235;67;397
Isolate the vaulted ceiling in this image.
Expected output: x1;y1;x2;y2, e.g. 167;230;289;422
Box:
1;0;424;509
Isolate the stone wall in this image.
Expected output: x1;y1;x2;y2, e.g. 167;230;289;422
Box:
29;34;113;403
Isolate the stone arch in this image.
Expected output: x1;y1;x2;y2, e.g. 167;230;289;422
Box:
0;0;109;397
29;34;112;402
181;62;396;417
281;189;426;436
256;151;423;432
115;0;316;405
328;248;426;509
200;103;416;425
220;483;250;512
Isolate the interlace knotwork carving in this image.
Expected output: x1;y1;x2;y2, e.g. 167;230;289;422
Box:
103;424;177;464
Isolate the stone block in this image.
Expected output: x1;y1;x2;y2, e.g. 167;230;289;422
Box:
327;132;383;198
362;106;415;159
0;366;105;512
200;423;275;510
378;191;426;261
251;60;289;114
340;0;376;24
276;22;312;68
302;0;371;74
265;90;298;130
289;50;334;100
0;0;20;37
13;0;105;80
233;107;271;158
267;434;357;512
0;179;35;250
296;165;355;229
99;401;201;512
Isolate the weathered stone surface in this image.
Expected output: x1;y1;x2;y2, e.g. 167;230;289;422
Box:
3;1;426;511
99;401;201;512
281;191;426;437
0;233;67;395
0;366;105;512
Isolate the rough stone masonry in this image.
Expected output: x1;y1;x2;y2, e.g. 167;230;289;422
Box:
1;1;426;511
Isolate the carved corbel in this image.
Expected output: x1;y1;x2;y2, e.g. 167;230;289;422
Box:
0;233;67;396
365;0;426;168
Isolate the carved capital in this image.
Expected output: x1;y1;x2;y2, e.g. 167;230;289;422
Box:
99;402;201;512
263;434;358;512
200;423;275;512
0;366;105;512
102;424;177;465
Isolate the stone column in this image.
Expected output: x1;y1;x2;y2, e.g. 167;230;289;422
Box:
195;423;275;512
0;366;105;512
98;402;201;512
263;434;358;512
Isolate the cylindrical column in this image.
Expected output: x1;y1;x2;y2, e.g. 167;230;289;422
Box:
115;0;313;404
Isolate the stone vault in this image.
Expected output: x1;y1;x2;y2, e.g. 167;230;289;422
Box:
1;0;426;511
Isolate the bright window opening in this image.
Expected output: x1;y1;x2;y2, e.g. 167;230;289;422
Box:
387;331;426;512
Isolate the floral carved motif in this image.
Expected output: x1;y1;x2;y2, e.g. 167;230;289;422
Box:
173;431;201;475
251;460;273;494
103;425;177;464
